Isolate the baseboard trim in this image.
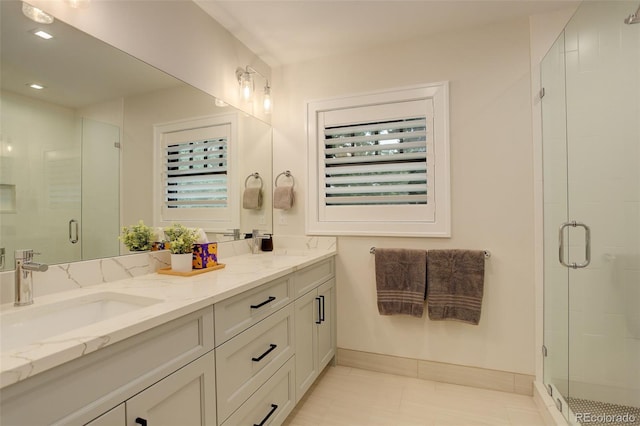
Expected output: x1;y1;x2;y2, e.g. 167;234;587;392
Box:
336;348;534;396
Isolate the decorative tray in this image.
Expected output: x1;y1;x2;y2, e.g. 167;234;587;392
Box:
157;263;226;276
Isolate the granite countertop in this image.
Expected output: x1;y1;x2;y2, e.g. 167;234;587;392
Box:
0;248;336;389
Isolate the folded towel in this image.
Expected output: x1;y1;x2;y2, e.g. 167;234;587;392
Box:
274;186;294;210
243;187;263;210
427;250;485;325
375;248;427;317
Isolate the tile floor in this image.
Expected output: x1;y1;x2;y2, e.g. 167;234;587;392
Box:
283;365;547;426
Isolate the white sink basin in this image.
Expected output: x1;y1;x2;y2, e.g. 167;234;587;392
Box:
1;292;162;352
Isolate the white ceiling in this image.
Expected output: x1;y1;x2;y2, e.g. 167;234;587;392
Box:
194;0;578;68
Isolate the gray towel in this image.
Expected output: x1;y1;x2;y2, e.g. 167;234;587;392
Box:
427;250;485;325
274;186;294;210
375;248;427;317
243;187;262;209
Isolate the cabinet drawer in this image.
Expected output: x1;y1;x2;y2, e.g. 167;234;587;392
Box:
221;356;295;426
1;307;214;426
294;258;335;298
216;304;294;422
215;275;294;346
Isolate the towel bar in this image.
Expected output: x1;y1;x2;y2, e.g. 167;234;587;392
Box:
369;247;491;259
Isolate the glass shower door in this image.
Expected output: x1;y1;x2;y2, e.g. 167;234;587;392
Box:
543;1;640;423
564;1;640;418
542;30;570;418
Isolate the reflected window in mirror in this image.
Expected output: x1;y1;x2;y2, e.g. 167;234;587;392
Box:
154;115;239;231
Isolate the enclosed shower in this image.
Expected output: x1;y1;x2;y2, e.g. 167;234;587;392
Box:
541;1;640;424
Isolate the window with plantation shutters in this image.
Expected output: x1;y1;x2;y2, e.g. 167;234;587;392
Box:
164;128;228;209
307;83;450;237
324;116;429;206
154;115;239;230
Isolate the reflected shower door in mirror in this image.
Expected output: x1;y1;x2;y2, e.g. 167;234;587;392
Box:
0;95;114;266
0;0;272;270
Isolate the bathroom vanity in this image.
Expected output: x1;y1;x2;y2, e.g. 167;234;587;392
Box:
0;248;336;426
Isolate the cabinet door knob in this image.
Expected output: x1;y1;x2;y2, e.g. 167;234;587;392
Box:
135;417;148;426
253;404;278;426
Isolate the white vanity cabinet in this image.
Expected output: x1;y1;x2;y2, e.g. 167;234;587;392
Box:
125;352;216;426
294;278;336;402
292;259;336;402
0;307;215;426
85;405;125;426
0;254;336;426
216;256;335;424
86;353;216;426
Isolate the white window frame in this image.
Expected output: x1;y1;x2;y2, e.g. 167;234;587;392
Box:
306;83;450;237
153;114;239;231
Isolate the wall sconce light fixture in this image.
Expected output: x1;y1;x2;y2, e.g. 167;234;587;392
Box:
236;66;272;114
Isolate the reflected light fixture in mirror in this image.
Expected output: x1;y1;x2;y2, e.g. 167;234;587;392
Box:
236;65;272;113
32;29;54;39
22;2;54;24
238;69;253;101
263;83;272;114
66;0;90;8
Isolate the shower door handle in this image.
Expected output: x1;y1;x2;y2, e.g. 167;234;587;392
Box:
69;219;79;244
558;221;591;269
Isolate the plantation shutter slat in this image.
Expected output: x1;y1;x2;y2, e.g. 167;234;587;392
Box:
163;124;230;210
323;116;429;206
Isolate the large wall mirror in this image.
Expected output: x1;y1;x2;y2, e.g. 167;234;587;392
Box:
0;0;272;271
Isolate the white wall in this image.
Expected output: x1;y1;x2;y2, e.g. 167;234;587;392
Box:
273;18;537;375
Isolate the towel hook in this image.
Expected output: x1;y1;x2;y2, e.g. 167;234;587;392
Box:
275;170;295;187
244;172;264;190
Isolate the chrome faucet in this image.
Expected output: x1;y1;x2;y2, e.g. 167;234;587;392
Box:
14;249;48;306
251;229;269;254
222;228;241;240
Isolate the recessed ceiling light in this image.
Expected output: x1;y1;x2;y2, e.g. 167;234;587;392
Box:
32;29;53;40
27;83;45;90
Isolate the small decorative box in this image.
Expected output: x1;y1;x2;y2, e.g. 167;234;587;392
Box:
151;241;169;251
192;242;218;269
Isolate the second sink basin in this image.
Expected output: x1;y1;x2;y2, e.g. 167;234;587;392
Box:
1;292;162;352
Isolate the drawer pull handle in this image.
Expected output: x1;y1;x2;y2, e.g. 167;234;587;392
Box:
251;296;276;309
320;295;325;322
252;344;277;362
135;418;148;426
254;404;278;426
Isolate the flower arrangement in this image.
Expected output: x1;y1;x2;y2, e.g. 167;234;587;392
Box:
164;223;199;254
119;220;155;251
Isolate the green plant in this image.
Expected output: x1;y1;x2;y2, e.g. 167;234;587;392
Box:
119;220;155;251
164;223;198;254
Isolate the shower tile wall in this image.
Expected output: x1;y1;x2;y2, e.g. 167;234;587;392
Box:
563;2;640;407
